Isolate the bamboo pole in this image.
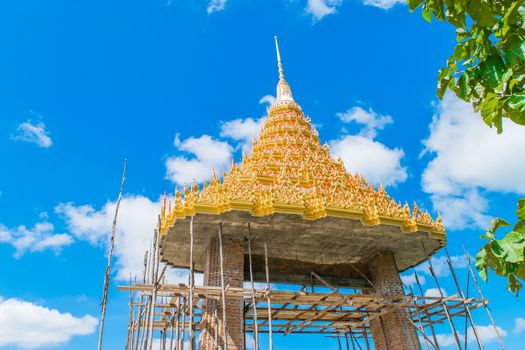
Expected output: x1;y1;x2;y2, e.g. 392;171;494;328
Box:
97;159;127;350
464;247;505;350
422;243;462;350
444;247;483;349
408;285;431;350
247;223;259;350
175;298;181;350
188;216;195;350
349;328;362;350
414;272;440;350
218;223;228;350
126;274;135;350
264;242;273;350
464;269;470;350
169;305;176;350
378;316;391;350
180;297;187;350
361;324;371;350
135;251;149;350
147;222;162;350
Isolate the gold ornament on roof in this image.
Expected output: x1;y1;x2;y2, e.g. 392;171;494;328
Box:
159;37;446;242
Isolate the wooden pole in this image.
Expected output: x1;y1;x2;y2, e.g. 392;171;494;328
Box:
174;298;181;350
97;159;127;350
126;274;135;350
422;243;462;350
378;316;391;350
444;247;483;349
247;223;259;350
135;251;149;350
408;285;431;350
264;242;273;350
414;272;440;350
147;222;162;350
188;216;195;350
464;268;471;350
361;324;371;350
218;223;228;350
180;297;186;350
464;248;505;350
348;328;362;350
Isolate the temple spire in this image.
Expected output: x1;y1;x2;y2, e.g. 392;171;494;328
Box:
274;36;285;80
273;36;294;103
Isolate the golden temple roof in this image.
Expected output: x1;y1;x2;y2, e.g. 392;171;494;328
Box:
160;37;445;242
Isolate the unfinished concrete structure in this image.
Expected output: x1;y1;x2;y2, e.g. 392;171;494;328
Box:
120;38;504;350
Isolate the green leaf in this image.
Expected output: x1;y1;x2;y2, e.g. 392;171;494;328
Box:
480;55;505;89
408;0;424;11
457;74;472;99
456;28;471;41
422;7;433;22
507;93;525;125
498;233;525;263
475;247;489;281
482;218;510;240
518;197;525;218
508;274;522;296
515;220;525;234
433;0;445;20
480;93;499;128
467;0;498;27
506;40;525;68
437;68;450;99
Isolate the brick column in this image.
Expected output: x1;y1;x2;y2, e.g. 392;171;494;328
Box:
199;236;244;350
368;251;421;350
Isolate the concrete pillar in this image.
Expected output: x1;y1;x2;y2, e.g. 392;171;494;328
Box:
199;236;244;350
368;251;421;350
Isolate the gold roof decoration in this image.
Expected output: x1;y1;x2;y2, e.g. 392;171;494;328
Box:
160;37;445;242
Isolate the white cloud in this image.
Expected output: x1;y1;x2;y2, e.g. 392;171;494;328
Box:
415;254;469;277
57;195;201;284
330;135;407;186
220;117;264;152
306;0;343;20
427;326;507;348
400;273;426;288
0;221;73;258
165;135;233;185
259;95;276;106
469;325;507;344
429;189;491;230
207;0;227;13
421;92;525;230
424;287;447;298
337;106;393;139
57;195;160;280
362;0;404;9
514;317;525;335
0;297;97;349
11;120;53;148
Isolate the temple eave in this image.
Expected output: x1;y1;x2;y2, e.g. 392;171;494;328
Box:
161;204;446;244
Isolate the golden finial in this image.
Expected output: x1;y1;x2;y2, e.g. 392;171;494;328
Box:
274;36;285;80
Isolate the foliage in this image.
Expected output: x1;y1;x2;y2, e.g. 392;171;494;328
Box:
409;0;525;133
475;197;525;296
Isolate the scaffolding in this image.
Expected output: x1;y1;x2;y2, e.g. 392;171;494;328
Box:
117;220;505;350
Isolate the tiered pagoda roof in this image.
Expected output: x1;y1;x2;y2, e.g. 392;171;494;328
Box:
159;37;445;245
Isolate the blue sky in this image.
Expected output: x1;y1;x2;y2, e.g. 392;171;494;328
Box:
1;0;524;349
